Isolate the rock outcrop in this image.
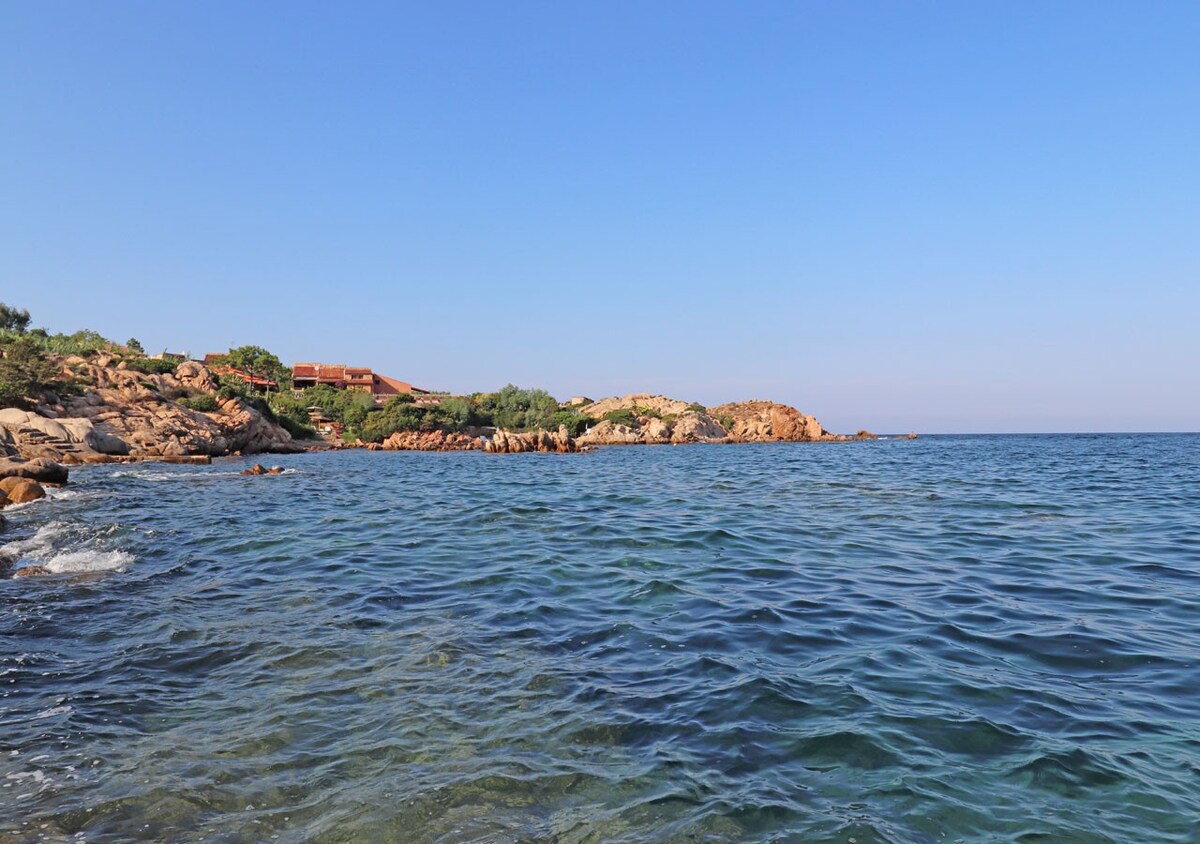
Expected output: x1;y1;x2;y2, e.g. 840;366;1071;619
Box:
573;394;879;446
575;395;729;446
0;356;302;464
378;430;479;452
709;401;830;442
485;428;578;453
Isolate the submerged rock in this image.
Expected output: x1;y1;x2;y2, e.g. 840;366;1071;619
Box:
13;565;50;578
241;464;285;476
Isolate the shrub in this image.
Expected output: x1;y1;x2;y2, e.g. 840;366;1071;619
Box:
217;374;250;400
686;402;706;413
548;409;596;437
178;395;219;413
481;384;559;431
718;415;735;431
278;415;316;440
43;329;113;356
603;408;638;428
633;405;662;420
128;357;178;375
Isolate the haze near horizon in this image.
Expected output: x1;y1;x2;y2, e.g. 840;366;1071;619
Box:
3;3;1197;433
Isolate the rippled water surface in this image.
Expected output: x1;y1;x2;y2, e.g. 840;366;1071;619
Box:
2;435;1199;843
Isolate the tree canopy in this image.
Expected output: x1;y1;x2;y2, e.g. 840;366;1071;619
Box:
0;303;31;334
223;345;290;391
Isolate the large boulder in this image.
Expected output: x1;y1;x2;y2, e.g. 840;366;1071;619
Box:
670;412;729;443
0;408;129;459
575;420;644;446
0;457;69;484
0;477;46;504
175;360;219;394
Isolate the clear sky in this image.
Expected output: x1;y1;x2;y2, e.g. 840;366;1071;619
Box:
3;3;1198;433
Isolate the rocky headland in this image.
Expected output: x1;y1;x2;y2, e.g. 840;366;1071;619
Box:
0;355;301;466
572;393;877;448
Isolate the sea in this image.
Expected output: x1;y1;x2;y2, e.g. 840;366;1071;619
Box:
1;435;1197;843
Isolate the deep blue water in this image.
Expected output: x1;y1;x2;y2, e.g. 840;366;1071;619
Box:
2;435;1199;843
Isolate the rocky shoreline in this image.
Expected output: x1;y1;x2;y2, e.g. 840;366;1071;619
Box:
1;371;914;579
2;350;909;466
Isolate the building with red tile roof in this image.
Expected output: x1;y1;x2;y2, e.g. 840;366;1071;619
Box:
291;362;429;403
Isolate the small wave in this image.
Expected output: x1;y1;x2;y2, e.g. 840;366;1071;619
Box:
111;467;299;481
33;704;73;719
111;468;241;481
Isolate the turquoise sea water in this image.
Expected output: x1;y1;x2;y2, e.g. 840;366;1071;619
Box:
1;435;1198;843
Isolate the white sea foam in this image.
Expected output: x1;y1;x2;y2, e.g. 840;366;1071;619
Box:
43;550;132;574
3;521;134;575
1;522;73;558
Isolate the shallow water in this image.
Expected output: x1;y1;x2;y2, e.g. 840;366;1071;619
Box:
2;435;1198;843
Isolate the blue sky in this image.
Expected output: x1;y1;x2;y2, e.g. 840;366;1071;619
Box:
3;2;1197;432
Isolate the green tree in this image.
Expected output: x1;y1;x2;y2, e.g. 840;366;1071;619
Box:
0;303;31;334
224;345;290;394
0;336;58;406
481;384;559;431
127;338;145;355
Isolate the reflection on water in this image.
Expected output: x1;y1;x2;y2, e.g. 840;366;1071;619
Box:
2;435;1199;842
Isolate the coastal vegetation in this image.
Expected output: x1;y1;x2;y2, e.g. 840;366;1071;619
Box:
266;383;598;444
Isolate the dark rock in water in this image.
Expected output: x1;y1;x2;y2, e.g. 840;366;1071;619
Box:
0;457;68;484
13;565;50;578
0;513;6;533
0;490;8;509
0;477;45;504
241;463;284;475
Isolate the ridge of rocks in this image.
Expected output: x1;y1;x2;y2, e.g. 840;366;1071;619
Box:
0;356;301;465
